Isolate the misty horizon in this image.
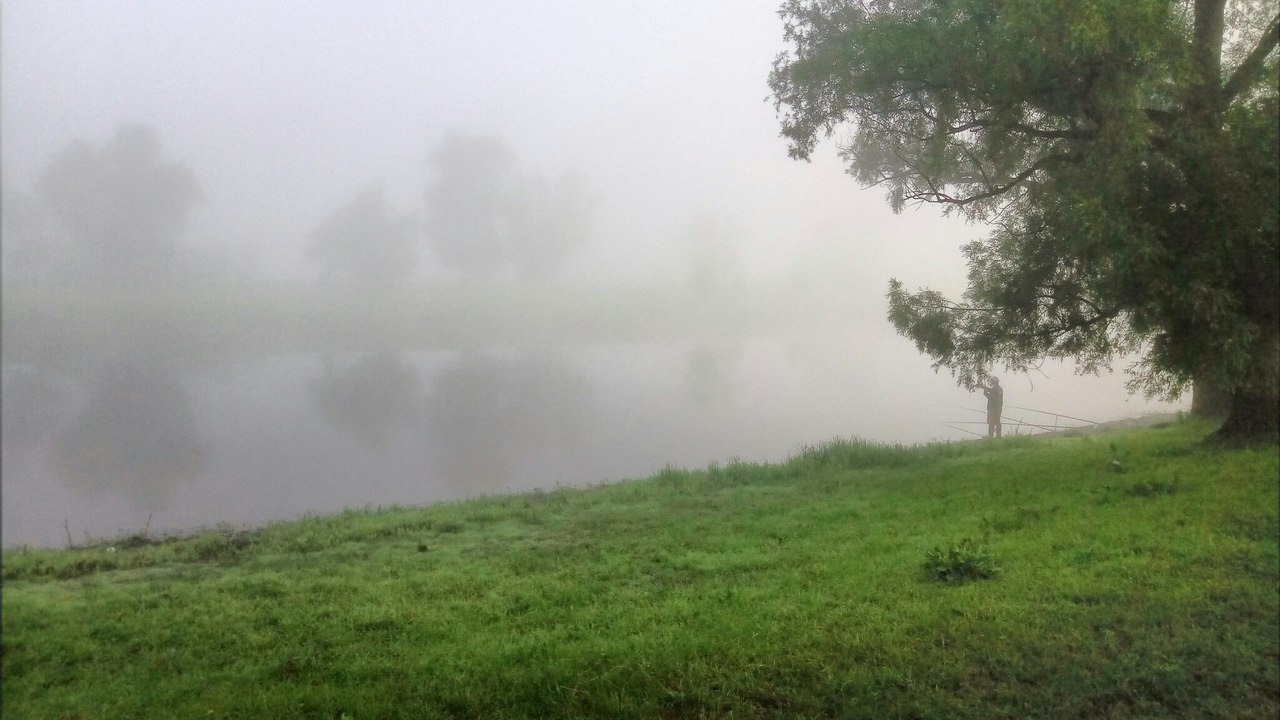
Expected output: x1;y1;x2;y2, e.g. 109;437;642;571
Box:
1;2;1187;548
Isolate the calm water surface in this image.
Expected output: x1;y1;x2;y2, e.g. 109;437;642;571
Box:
2;318;1183;548
3;325;895;547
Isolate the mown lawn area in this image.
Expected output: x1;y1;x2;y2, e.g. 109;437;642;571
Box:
2;419;1276;719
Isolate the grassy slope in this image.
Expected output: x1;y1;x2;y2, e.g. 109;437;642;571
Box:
2;419;1277;719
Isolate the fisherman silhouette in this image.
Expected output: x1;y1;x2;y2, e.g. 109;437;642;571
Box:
982;377;1003;438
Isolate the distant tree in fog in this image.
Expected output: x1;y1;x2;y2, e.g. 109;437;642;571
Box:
424;132;596;278
424;132;516;275
0;188;84;293
308;186;418;285
35;123;202;281
508;171;598;278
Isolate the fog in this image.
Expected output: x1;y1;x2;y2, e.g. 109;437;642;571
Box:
1;2;1185;548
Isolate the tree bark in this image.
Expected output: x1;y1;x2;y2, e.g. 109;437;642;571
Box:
1191;378;1232;418
1212;387;1280;443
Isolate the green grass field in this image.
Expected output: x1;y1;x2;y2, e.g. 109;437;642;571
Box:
3;418;1277;719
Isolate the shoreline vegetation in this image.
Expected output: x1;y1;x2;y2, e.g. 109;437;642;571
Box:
2;278;860;364
3;417;1276;718
5;411;1186;556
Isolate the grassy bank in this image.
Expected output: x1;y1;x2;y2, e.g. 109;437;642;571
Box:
2;419;1276;719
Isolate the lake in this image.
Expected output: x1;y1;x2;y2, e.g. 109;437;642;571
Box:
1;281;1184;548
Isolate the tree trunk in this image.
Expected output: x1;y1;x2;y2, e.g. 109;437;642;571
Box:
1212;387;1280;443
1191;377;1232;418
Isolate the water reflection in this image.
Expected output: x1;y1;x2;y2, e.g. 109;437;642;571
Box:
50;359;204;509
311;352;424;450
2;368;66;449
424;352;594;490
685;342;743;408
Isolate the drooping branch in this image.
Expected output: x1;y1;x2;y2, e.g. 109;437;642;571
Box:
1143;108;1178;127
912;294;1119;329
903;152;1072;208
913;300;1004;313
1007;122;1096;140
1221;13;1280;105
941;117;1097;140
1036;307;1122;340
887;277;1132;391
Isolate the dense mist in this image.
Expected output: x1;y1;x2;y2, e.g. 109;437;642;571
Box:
1;2;1186;547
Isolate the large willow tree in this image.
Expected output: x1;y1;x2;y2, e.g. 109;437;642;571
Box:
770;0;1278;440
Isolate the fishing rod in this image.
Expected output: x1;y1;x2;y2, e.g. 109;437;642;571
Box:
944;423;985;438
948;420;1060;432
955;404;1093;429
1003;405;1098;425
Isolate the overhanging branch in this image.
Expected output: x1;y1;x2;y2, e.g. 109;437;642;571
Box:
1222;13;1280;105
904;152;1072;207
942;117;1096;140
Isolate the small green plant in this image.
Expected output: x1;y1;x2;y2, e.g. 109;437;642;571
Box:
923;538;999;584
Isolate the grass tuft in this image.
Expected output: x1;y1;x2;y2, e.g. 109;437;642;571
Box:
922;537;999;584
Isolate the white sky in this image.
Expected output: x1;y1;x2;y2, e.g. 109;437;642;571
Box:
2;0;972;288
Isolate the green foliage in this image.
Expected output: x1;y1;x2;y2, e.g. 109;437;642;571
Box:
923;537;999;584
772;0;1280;437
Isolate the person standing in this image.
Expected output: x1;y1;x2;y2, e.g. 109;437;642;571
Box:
983;377;1003;438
